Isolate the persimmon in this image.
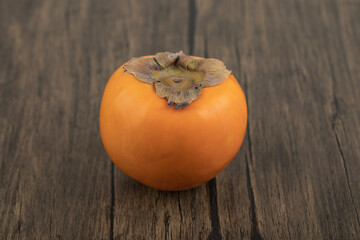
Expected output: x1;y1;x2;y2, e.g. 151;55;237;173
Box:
99;51;247;191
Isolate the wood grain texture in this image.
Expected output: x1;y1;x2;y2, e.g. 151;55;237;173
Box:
0;0;114;239
0;0;359;239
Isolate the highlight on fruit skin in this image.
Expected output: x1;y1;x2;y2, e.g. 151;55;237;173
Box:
99;51;248;191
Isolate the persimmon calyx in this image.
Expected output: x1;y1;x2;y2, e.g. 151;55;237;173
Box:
124;51;231;109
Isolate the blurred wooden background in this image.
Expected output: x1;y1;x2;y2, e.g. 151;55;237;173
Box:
1;0;359;239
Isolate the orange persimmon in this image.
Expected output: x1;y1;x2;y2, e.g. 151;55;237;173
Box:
99;51;247;191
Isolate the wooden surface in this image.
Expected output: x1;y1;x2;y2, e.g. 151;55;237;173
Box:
1;0;359;239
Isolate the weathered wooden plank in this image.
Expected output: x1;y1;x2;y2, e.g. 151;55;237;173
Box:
111;1;213;239
229;0;360;239
0;0;121;238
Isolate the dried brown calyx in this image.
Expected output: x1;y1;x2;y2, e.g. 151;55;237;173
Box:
124;51;231;109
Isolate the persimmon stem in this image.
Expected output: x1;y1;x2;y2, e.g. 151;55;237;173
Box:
124;51;231;109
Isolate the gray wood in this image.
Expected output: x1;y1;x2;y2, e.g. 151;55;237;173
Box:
0;0;116;239
1;0;360;239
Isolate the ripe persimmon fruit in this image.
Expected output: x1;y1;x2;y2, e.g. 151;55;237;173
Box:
99;51;247;191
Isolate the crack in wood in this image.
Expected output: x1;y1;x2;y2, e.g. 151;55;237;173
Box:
245;160;263;240
328;55;360;230
177;194;183;223
208;178;222;240
17;202;21;238
188;0;196;55
239;42;263;240
333;128;360;227
164;211;170;240
110;163;115;240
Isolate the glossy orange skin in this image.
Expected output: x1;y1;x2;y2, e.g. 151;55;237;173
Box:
99;59;247;191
